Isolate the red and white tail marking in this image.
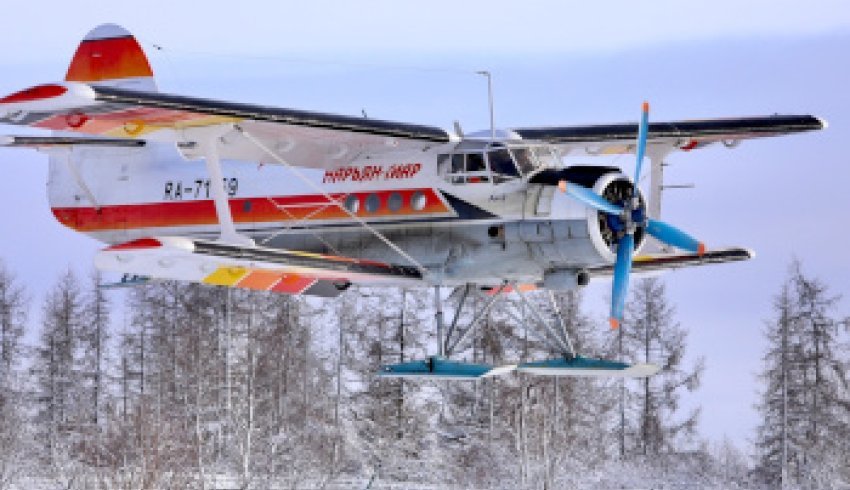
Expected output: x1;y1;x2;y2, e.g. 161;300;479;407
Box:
65;24;157;91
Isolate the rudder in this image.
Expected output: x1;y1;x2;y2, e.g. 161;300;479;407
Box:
65;24;157;91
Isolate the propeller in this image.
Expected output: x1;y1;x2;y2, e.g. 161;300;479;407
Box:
558;102;705;329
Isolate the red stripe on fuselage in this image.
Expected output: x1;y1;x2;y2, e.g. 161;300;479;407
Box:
51;188;449;233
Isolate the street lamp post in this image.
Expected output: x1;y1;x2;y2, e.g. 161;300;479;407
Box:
476;70;495;141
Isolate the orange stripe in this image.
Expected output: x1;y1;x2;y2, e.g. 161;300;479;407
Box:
237;270;283;291
485;283;537;296
65;36;153;82
271;274;314;294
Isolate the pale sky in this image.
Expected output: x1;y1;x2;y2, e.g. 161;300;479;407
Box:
1;1;848;454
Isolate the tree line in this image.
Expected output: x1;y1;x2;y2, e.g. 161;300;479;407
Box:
0;260;846;489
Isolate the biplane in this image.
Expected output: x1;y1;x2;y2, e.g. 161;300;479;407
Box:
0;24;825;379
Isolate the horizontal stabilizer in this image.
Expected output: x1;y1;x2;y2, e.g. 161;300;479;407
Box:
377;356;516;380
517;356;659;378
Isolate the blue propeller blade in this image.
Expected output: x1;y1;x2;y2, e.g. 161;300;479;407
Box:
560;181;623;215
646;218;705;255
633;101;650;185
610;233;634;329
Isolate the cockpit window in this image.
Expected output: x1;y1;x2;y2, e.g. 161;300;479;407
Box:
487;149;518;176
451;154;464;173
510;148;535;175
443;152;490;184
487;148;519;183
467;153;486;172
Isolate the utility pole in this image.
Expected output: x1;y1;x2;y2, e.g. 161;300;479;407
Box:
476;70;495;141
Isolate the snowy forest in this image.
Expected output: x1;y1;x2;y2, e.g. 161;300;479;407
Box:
0;259;847;489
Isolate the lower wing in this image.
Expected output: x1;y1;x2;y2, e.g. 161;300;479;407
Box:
588;247;753;276
95;237;424;297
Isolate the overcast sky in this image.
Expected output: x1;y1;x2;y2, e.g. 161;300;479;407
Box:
1;1;848;453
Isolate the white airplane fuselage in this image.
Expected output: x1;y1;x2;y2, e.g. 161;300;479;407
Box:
45;139;629;287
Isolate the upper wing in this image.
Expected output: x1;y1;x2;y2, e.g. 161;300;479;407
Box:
512;115;825;155
0;81;824;163
588;247;753;276
0;82;452;168
95;236;425;297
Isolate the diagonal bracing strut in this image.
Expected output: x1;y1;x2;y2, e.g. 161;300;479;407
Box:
443;282;507;357
510;283;575;357
235;126;430;278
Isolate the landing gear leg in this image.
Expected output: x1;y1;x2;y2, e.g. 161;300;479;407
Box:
434;286;445;357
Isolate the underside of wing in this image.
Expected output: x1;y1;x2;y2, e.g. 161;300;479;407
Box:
0;83;452;167
0;135;146;148
587;247;753;277
512;115;825;155
95;237;424;297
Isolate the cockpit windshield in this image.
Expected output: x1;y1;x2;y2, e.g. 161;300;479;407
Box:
510;148;535;174
440;142;557;185
487;148;519;183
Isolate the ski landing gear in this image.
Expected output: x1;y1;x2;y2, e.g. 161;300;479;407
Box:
377;283;659;380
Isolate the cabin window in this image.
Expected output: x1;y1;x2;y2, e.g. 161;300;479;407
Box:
388;192;403;212
411;191;427;210
344;195;360;213
365;193;380;213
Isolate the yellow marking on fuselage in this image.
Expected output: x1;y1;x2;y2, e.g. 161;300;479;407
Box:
203;266;250;286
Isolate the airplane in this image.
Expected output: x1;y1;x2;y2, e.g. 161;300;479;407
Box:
0;24;825;380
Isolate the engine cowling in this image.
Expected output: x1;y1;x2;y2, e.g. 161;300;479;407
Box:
585;172;647;263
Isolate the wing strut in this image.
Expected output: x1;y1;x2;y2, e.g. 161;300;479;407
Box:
184;126;254;246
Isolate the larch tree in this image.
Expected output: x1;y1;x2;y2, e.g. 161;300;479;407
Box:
0;262;29;489
32;270;85;464
78;271;111;429
754;261;850;487
620;277;704;457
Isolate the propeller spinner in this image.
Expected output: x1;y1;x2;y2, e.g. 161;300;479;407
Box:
558;102;705;329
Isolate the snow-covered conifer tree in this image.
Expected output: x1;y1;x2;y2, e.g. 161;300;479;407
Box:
754;261;850;487
620;277;704;457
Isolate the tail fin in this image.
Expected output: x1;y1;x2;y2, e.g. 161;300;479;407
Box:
64;24;157;91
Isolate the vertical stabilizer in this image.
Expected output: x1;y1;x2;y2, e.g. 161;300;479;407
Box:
64;24;157;91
